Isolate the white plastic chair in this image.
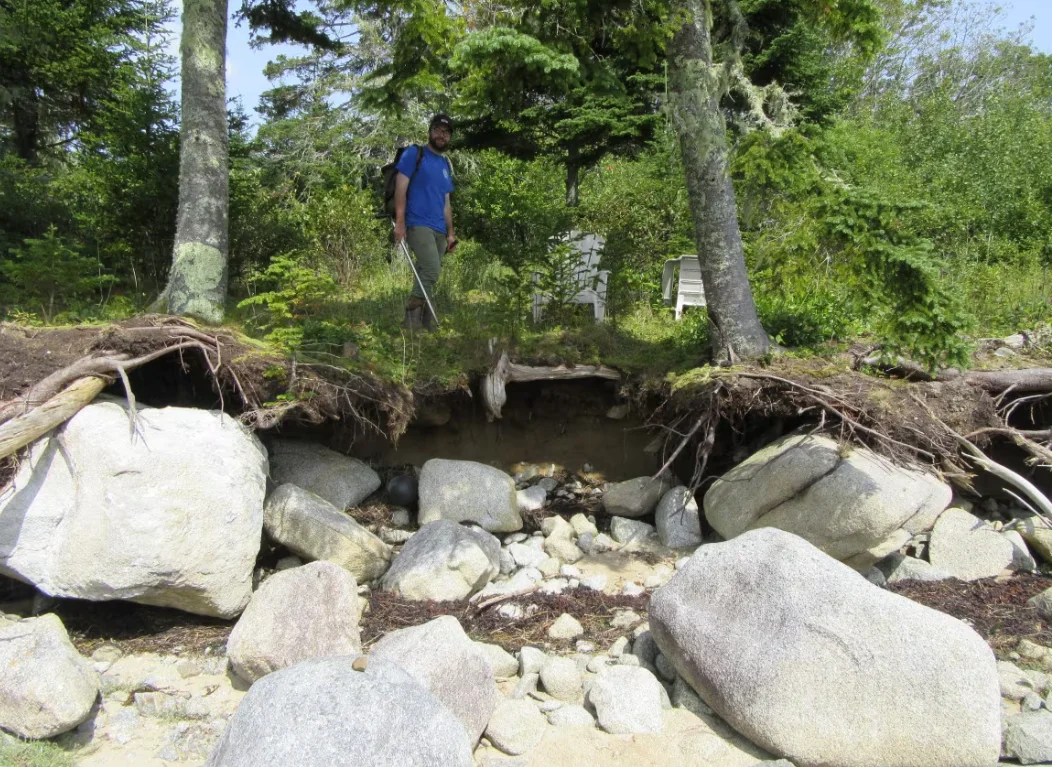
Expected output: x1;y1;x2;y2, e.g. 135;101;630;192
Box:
532;232;610;323
662;255;706;320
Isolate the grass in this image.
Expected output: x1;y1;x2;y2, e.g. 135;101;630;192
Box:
0;737;74;767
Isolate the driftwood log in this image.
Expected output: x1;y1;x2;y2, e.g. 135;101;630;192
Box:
480;351;620;421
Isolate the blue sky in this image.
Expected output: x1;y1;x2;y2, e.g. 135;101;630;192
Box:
169;0;1052;125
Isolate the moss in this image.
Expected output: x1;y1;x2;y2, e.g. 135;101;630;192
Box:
0;737;75;767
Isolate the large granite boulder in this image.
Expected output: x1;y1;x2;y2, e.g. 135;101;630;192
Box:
650;528;1001;767
227;561;362;684
703;434;951;566
381;520;500;601
603;476;675;518
263;484;390;583
928;507;1019;581
0;614;99;739
370;616;497;744
205;656;473;767
418;459;522;533
0;400;268;618
267;439;380;510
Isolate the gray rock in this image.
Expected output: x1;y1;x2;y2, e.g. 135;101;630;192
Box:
381;520;500;601
880;553;952;583
537;478;559;493
548;613;584;640
499;548;516;575
1029;586;1052;621
264;484;391;583
672;674;713;717
1005;711;1052;764
569;513;598;538
371;616;497;744
609;517;655;545
391;507;412;527
606;403;631;420
611;610;643;630
177;661;203;679
0;401;267;618
704;434;951;564
928;508;1016;581
587;666;664;734
380;527;413;545
205;656;473;766
548;704;595;727
267;439;380;510
477;642;520;678
157;720;227;762
418;459;522;533
650;528;1000;767
0;614;99;739
227;561;361;684
517;486;547;512
539;657;582;701
538;557;561;579
603;476;675;519
631;631;658;668
512;673;539;699
578;533;618;556
519;647;548;676
483;698;548;756
541;516;573;538
275;555;303;571
543;533;584;564
1000;660;1036;701
654;653;676;682
1024;692;1044;711
655;487;703;549
1005;530;1039;571
508;543;547;569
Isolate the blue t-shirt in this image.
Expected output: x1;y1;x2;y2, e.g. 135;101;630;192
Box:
396;145;454;234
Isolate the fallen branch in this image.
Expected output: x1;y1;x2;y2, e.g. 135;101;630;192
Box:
0;376;108;459
0;340;214;459
910;394;1052;523
480;351;620;420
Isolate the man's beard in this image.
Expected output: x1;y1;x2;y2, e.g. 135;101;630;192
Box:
428;137;448;153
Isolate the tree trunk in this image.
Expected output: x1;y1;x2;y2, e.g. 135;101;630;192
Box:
667;0;770;363
565;147;580;207
165;0;228;323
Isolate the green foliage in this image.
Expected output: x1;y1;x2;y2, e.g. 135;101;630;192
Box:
1;226;116;323
238;253;341;350
0;736;74;767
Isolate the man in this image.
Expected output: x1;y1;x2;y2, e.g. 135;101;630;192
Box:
393;114;456;330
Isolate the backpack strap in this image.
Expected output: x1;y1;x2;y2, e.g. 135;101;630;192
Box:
407;144;425;188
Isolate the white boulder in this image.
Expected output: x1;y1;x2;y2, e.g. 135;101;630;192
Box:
587;666;664;735
703;434;951;564
928;507;1018;581
226;561;362;684
263;484;391;583
418;459;522;533
370;616;497;744
381;520;500;601
0;400;267;618
0;614;99;739
649;528;1001;767
204;656;473;766
267;439;380;510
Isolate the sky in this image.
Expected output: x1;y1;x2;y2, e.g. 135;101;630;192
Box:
168;0;1052;127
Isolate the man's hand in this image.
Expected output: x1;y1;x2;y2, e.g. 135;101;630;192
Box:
394;220;407;243
446;233;457;253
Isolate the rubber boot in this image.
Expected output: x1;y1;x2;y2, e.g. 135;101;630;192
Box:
403;297;425;330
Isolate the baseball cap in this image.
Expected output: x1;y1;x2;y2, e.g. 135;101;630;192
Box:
429;114;453;133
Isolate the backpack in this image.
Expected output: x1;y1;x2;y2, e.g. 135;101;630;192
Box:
380;145;452;217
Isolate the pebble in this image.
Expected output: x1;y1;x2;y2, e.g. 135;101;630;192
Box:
548;613;584;640
275;555;303;571
611;610;642;630
560;564;582;579
580;575;608;591
390;507;412;527
520;647;548;676
512;673;540;700
537;478;559;493
575;640;596;654
176;661;203;679
621;582;645;597
505;533;529;545
609;636;630;657
539;578;569;595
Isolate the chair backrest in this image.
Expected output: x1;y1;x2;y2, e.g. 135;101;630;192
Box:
679;255;702;284
557;231;606;289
